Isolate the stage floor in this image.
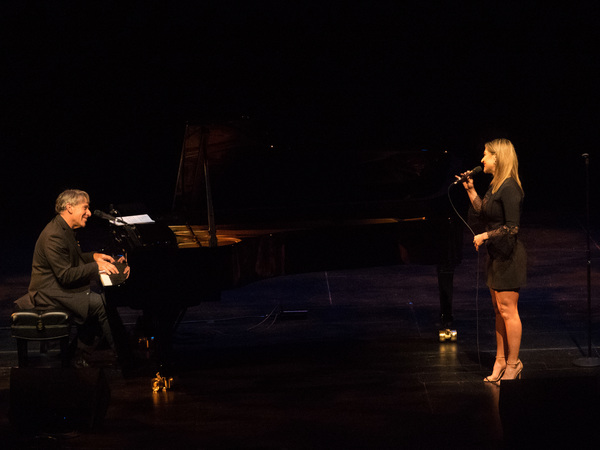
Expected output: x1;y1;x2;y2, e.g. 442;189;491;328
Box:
1;212;599;449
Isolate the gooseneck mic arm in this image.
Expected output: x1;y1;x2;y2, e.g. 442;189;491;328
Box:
93;210;127;225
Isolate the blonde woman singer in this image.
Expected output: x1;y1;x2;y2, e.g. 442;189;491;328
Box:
459;138;526;383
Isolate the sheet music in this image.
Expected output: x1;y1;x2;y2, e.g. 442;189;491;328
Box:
113;214;155;226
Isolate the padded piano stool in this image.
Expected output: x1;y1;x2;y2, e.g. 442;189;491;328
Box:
10;308;72;368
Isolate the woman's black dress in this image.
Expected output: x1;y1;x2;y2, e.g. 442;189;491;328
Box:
473;177;527;290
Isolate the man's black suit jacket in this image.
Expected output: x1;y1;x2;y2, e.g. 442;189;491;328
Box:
26;214;99;323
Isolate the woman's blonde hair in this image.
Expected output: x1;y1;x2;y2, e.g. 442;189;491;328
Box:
486;138;523;194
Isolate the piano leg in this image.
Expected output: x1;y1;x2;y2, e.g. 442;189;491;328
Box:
135;301;187;374
437;263;458;342
104;297;136;366
437;263;455;327
437;215;462;341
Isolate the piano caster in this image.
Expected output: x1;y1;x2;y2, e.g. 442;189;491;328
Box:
438;328;457;342
151;372;174;393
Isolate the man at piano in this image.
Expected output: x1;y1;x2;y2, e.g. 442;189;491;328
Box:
17;189;127;367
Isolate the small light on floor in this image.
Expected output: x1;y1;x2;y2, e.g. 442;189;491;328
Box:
152;372;173;393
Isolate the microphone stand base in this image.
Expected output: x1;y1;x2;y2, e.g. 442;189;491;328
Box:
573;356;600;368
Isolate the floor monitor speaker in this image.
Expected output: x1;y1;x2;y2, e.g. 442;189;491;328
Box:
499;375;600;447
9;367;110;432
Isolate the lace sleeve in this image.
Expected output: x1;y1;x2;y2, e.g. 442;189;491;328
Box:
471;196;483;214
487;224;520;240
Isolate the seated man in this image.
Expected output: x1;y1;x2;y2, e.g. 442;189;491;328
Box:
16;189;127;365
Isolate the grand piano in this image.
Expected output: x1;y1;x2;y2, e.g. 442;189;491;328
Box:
86;118;467;367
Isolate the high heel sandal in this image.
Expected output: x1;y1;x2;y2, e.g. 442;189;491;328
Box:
501;360;523;381
483;357;506;383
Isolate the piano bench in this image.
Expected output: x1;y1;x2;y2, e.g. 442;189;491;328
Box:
10;309;72;368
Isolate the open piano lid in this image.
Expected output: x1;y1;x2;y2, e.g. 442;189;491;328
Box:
172;118;461;233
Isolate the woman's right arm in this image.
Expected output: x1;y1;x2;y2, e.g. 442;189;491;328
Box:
462;177;482;213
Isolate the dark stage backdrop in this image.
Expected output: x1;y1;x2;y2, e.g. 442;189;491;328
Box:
1;1;599;273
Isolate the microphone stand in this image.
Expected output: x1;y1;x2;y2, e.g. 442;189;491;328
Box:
573;153;600;367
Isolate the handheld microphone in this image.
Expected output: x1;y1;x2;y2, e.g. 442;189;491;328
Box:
93;210;116;221
452;166;482;185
